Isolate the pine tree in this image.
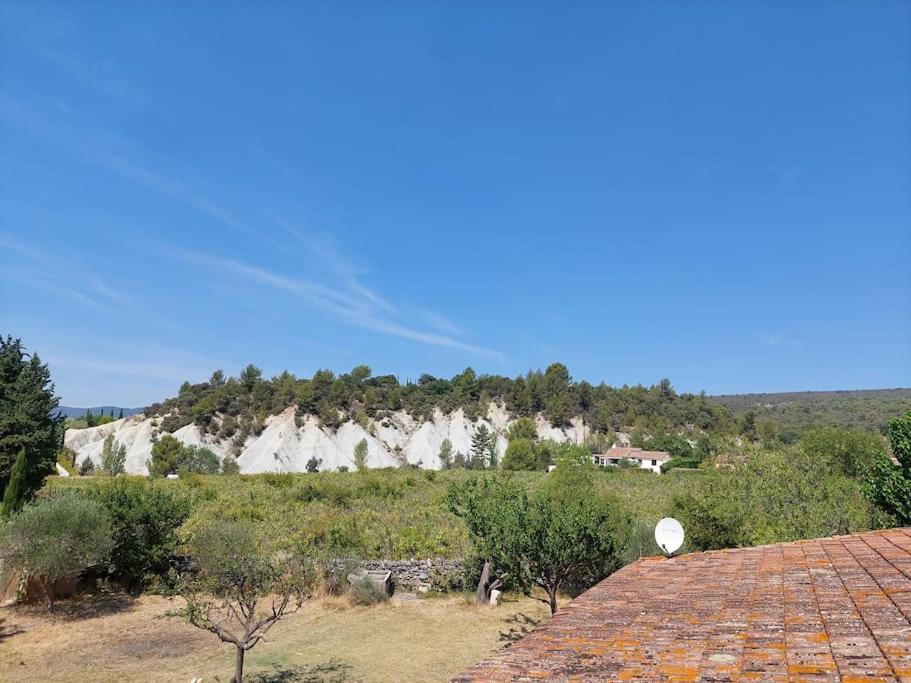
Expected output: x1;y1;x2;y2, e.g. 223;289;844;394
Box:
471;425;493;469
0;337;64;499
1;449;27;517
118;408;124;419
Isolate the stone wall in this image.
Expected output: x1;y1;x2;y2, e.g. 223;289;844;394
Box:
362;559;465;593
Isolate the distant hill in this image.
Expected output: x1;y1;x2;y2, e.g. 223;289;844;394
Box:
709;388;911;437
57;405;143;419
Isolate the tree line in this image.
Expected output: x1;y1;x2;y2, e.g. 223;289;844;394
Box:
145;363;736;448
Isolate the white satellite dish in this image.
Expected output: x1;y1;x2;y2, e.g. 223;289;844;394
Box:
655;517;685;556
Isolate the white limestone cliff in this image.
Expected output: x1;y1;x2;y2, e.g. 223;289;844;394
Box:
65;404;587;475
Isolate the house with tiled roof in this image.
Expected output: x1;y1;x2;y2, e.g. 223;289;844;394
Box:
455;527;911;682
593;446;672;474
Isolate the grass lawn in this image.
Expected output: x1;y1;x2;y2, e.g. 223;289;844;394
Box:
0;591;551;682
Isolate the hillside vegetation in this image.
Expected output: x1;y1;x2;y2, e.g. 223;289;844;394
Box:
145;363;733;444
711;388;911;439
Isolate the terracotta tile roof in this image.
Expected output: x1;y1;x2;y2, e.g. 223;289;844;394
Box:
454;527;911;682
598;447;672;462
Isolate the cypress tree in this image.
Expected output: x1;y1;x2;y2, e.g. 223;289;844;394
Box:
1;449;27;517
118;408;124;419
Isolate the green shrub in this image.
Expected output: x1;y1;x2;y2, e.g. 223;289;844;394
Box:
87;479;191;591
674;449;874;551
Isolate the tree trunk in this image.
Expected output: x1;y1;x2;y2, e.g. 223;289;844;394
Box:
547;586;558;615
476;560;492;605
231;646;245;683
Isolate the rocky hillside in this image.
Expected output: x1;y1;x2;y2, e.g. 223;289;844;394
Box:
65;404;587;475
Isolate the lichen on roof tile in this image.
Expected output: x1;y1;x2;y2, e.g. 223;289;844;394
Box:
455;528;911;682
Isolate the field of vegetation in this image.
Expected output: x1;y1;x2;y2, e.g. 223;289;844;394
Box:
46;437;886;567
47;468;704;562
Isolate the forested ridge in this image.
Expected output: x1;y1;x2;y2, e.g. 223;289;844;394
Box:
711;388;911;438
145;363;734;440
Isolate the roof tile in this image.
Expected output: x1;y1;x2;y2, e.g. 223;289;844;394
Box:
455;528;911;682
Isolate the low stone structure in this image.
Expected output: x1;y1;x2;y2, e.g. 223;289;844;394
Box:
362;559;465;593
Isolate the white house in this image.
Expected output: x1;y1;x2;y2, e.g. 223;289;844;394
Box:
592;447;671;474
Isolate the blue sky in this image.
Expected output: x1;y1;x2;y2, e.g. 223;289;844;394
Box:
1;1;909;407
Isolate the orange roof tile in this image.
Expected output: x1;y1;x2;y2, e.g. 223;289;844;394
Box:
454;528;911;682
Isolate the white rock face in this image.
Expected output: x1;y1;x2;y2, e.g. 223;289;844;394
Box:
64;404;586;475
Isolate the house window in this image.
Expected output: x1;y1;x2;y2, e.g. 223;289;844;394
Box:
652;459;657;466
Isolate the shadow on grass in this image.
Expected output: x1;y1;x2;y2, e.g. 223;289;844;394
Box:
499;612;541;646
0;617;23;641
249;659;355;683
14;589;138;622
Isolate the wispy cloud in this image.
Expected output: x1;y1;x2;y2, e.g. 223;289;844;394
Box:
173;247;502;358
0;234;124;313
268;214;396;313
417;309;463;336
1;95;497;359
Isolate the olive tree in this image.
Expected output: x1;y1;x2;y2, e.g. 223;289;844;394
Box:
167;520;315;682
0;491;113;608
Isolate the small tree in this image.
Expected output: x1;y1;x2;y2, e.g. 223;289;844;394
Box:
168;520;314;682
306;456;321;473
179;445;220;474
101;433;127;476
438;438;453;469
1;449;27;517
0;491;113;609
471;425;493;469
79;458;95;476
501;438;537;471
487;439;499;469
506;418;537;442
148;434;184;476
447;454;626;614
353;438;369;472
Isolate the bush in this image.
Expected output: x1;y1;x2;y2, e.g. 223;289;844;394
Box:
674;449;874;551
88;479;191;591
428;565;467;593
0;491;113;605
349;576;388;605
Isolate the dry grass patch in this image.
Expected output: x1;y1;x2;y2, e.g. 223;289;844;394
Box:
0;592;550;682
